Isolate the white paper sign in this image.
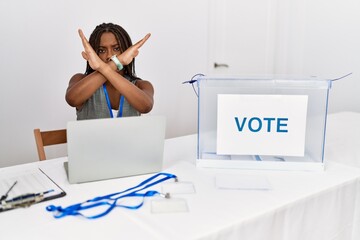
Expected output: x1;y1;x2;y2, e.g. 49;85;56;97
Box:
217;94;308;156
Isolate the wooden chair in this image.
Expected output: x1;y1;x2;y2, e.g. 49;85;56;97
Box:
33;128;67;161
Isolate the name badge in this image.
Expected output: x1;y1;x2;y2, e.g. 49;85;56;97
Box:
217;94;308;156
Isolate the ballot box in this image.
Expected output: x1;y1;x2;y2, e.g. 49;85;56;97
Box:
196;75;333;171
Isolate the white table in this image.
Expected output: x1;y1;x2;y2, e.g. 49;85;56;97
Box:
1;112;360;240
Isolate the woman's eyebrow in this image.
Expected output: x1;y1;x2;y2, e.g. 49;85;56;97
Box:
98;44;120;48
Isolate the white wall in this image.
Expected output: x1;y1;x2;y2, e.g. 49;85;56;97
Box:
302;0;360;113
0;0;208;167
208;0;360;115
273;0;360;113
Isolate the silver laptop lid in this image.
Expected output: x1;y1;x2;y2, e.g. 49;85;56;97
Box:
67;116;166;184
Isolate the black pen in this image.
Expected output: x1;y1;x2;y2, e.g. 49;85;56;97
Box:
8;189;54;202
1;189;54;209
0;180;17;202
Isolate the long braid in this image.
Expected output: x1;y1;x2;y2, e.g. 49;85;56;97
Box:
85;23;139;81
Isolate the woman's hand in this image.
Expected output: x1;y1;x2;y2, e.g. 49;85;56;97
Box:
78;29;105;71
118;33;151;66
78;29;150;70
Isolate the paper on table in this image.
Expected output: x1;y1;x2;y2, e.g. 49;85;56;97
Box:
0;168;65;202
215;174;272;190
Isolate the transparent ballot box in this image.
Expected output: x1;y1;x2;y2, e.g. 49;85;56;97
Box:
196;75;333;171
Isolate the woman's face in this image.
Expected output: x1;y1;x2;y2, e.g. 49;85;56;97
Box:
97;32;121;62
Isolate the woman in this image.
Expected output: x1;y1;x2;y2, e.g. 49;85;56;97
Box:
65;23;153;119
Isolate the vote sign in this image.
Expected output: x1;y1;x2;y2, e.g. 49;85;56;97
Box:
217;94;308;156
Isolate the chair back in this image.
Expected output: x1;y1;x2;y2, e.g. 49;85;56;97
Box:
34;128;67;161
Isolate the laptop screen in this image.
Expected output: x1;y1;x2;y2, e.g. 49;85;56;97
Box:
66;116;166;184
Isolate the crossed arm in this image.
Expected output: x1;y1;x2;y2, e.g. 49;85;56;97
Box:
65;29;153;113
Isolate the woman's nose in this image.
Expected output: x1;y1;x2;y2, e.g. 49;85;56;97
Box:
106;54;112;62
106;50;115;62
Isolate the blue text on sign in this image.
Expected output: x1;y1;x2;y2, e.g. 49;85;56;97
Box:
234;117;288;133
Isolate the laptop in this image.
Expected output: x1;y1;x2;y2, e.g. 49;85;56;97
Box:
66;115;166;184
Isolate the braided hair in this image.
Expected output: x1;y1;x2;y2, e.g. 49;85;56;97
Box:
85;23;139;80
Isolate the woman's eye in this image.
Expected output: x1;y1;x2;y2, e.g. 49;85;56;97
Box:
97;49;106;54
114;47;121;52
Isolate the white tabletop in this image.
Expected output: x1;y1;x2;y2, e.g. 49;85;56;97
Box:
1;112;360;240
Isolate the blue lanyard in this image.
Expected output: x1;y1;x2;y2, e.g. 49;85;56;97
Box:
103;84;124;118
46;172;177;219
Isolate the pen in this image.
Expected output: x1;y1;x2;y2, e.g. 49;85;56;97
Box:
1;189;54;209
0;180;17;202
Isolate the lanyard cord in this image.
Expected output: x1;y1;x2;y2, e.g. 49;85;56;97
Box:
103;84;125;118
46;172;177;219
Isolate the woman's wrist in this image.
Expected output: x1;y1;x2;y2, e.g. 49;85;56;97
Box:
110;55;123;71
117;55;126;66
98;62;113;75
108;58;118;71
